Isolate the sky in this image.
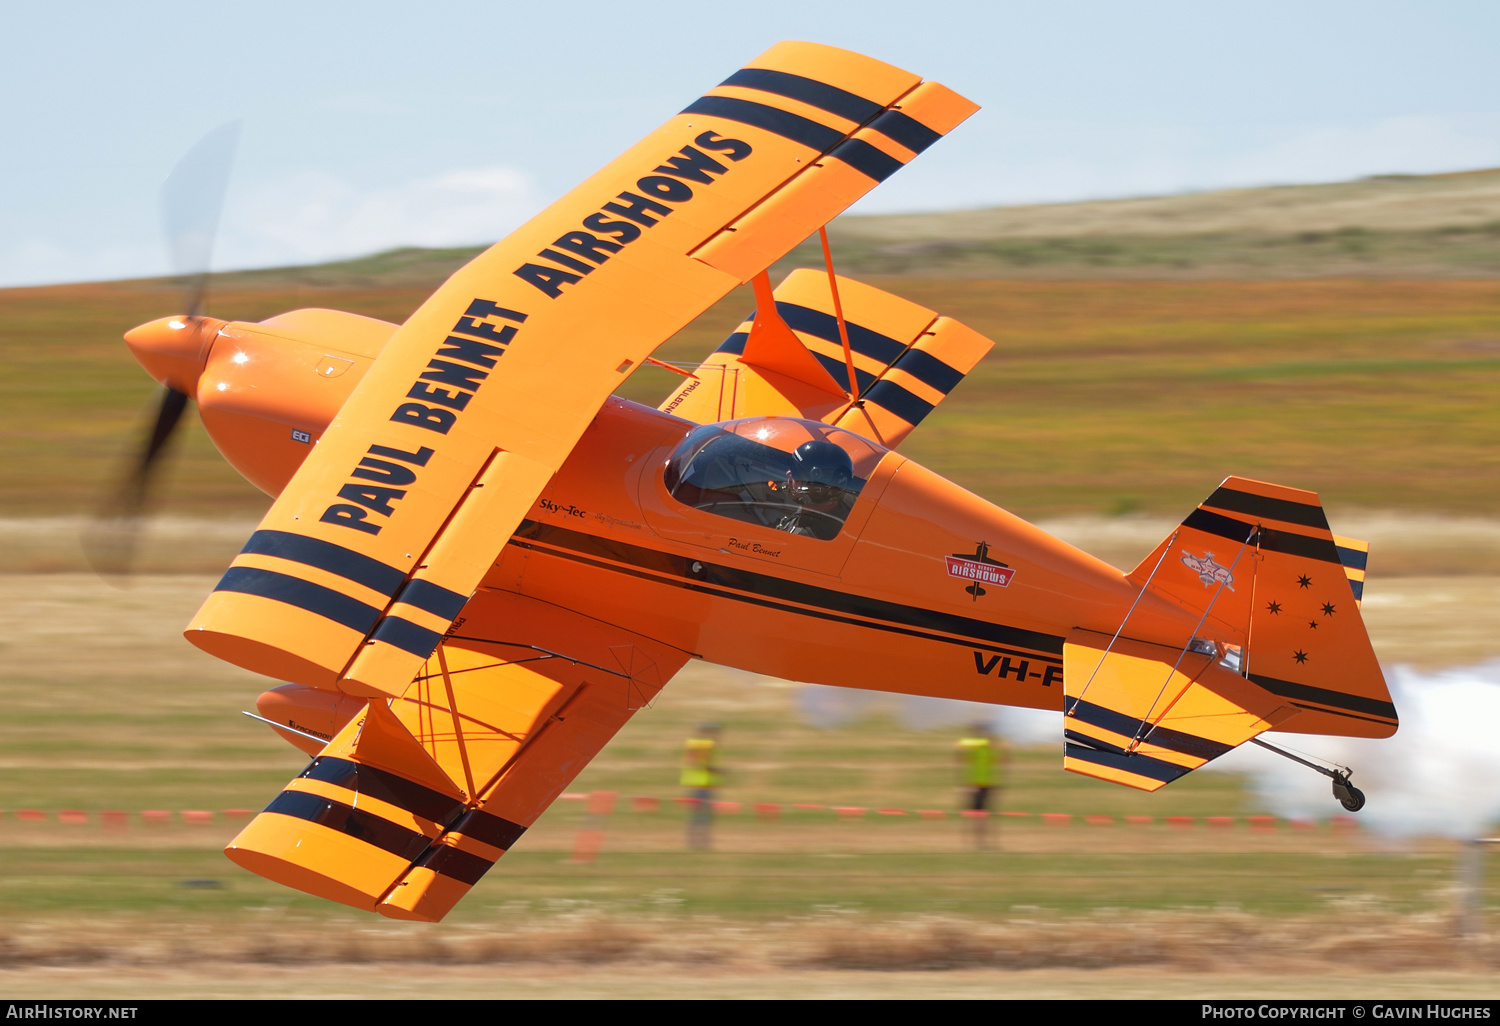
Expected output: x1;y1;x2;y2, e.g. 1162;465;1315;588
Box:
3;1;1498;286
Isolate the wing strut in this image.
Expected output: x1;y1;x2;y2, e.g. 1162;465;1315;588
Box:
645;357;698;379
1129;529;1257;751
818;226;860;400
435;645;478;800
1071;529;1178;714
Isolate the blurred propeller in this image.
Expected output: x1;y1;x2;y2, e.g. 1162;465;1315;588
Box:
160;121;240;317
84;122;240;578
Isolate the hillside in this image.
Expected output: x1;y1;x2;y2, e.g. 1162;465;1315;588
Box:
808;168;1500;278
189;167;1500;290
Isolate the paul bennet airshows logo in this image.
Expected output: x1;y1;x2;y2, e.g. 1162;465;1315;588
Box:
320;298;525;536
946;541;1014;600
513;132;752;299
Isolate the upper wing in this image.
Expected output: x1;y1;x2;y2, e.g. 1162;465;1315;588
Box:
660;267;993;448
227;590;689;922
185;42;978;698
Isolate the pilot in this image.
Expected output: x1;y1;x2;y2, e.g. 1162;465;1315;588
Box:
776;439;854;539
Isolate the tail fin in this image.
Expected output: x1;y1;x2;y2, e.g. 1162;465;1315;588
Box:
1064;476;1396;792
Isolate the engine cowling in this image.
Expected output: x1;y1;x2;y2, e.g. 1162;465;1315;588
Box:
124;308;392;495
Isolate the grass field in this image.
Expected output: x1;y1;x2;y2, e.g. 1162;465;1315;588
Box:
3;276;1499;520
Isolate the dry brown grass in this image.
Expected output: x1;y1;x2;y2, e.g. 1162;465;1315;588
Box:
7;509;1500;578
0;911;1494;975
0;964;1489;1000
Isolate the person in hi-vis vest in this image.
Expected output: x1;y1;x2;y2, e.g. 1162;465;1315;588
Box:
956;723;1007;850
681;724;725;850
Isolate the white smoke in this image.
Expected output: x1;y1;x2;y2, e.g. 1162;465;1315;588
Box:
796;685;1061;745
797;663;1500;838
1212;662;1500;839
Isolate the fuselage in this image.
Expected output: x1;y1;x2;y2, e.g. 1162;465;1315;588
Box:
484;396;1196;712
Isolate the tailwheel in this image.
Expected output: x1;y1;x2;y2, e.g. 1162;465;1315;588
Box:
1332;773;1366;812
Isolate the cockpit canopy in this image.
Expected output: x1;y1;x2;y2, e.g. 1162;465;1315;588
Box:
663;417;887;540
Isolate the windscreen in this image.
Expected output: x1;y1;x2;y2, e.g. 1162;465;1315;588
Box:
663;417;886;541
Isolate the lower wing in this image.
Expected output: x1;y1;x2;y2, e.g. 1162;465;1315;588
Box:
227;590;689;922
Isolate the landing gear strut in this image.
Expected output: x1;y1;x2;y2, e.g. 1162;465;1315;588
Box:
1250;737;1365;812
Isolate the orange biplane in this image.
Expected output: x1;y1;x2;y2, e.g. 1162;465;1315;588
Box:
115;42;1395;922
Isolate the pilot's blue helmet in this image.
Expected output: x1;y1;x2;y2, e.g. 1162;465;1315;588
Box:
788;439;853;504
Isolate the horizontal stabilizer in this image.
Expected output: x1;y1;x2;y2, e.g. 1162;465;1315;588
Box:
1062;630;1298;791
